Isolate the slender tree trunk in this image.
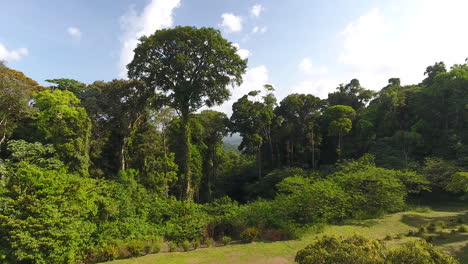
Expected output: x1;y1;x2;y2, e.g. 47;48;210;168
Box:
338;131;342;161
180;114;192;200
311;130;315;170
120;137;127;171
257;146;262;179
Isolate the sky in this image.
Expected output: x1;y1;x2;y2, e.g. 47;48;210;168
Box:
1;0;468;114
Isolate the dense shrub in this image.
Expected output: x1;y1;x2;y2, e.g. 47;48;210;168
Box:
387;240;459;264
180;240;191;252
168;241;178;252
295;235;459;264
333;166;407;217
221;236;232;245
295;235;385;264
240;227;260;243
277;178;350;224
0;164;99;264
126;240;145;257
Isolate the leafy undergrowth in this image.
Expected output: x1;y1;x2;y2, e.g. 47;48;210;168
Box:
105;203;468;264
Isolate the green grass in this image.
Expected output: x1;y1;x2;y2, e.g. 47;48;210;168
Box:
105;204;468;264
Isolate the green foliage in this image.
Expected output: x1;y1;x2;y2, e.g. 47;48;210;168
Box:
422;157;462;189
0;62;43;147
446;172;468;194
296;235;458;264
168;241;178;252
46;78;86;95
221;236;232;246
332;156;407;217
277;178;350;224
128;26;247;200
205;237;215;247
34;89;91;176
6;140;64;170
324;105;356;159
180;240;191;252
0;164;99;263
295;235;385;264
240;227;260;243
126;240;145;257
387;240;459;264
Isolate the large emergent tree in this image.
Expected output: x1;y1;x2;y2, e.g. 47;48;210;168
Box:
0;62;46;146
127;26;247;200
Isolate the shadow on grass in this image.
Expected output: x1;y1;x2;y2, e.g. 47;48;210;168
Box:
433;233;468;246
453;243;468;264
339;219;380;228
401;211;468;228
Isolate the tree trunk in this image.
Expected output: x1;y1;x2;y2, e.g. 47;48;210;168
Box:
338;131;342;161
120;137;127;171
257;146;262;179
311;130;315;170
180;114;192;200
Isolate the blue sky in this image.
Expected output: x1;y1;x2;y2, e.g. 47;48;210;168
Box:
2;0;468;114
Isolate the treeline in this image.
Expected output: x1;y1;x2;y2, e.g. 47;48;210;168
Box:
0;26;467;263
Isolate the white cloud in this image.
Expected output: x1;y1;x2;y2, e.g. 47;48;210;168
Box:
118;0;181;78
212;65;269;115
0;44;28;62
290;79;338;99
67;27;82;40
298;57;328;75
221;13;242;33
252;26;267;34
338;2;468;90
250;4;264;17
232;43;250;60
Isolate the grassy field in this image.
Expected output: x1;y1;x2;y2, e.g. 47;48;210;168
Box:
107;203;468;264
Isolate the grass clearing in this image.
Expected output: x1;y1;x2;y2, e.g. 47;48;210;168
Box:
106;203;468;264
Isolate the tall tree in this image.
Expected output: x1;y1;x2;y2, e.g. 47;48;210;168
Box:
230;86;276;179
0;62;45;146
275;94;323;169
196;110;229;202
34;90;92;176
80;79;152;176
327;79;375;112
127;26;247;200
323;105;356;161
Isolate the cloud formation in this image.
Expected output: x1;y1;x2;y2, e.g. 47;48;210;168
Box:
0;43;28;62
212;65;269;115
252;26;267;34
67;27;82;40
298;57;328;75
232;43;250;60
221;13;243;33
118;0;181;78
338;1;468;90
250;4;264;17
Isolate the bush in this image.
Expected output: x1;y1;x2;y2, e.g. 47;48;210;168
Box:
168;241;178;252
277;178;350;224
295;235;385;264
205;237;215;247
240;227;260;243
95;243;120;262
387;240;459;264
127;240;145;257
180;240;191;252
295;235;459;264
221;236;232;245
333;166;407;217
144;236;162;254
192;240;200;249
458;225;467;232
